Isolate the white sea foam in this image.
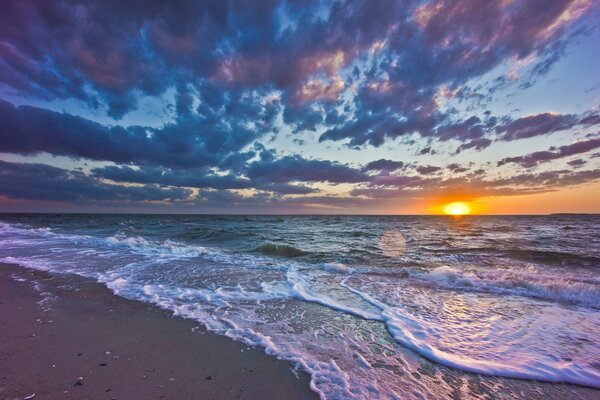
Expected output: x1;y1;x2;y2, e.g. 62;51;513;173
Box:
322;262;354;274
410;265;600;307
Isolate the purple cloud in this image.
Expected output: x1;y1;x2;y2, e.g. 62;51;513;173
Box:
496;113;579;141
362;159;405;172
498;137;600;168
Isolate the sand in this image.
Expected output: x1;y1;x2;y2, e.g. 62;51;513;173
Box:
0;263;317;400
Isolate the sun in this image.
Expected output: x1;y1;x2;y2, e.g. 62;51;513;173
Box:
443;202;471;216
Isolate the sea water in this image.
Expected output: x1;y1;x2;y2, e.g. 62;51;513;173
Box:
1;214;599;398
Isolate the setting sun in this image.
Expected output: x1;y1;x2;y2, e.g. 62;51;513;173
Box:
443;202;471;215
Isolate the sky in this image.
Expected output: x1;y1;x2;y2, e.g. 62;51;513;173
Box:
0;0;599;214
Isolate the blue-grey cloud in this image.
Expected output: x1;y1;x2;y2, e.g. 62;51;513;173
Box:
246;155;369;184
0;99;271;169
0;160;191;202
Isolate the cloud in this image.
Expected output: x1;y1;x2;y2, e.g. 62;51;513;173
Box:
415;165;442;174
496;113;580;141
447;163;469;173
92;164;318;195
567;158;586;168
0;98;272;169
497;137;600;167
0;0;598;210
93;165;251;190
0;160;190;202
246;155;369;184
353;168;600;200
362;159;405;172
0;0;592;141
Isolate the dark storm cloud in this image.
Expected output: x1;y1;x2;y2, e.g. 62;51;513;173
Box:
0;160;190;202
497;137;600;168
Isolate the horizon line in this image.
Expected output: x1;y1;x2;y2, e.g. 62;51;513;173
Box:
1;211;598;216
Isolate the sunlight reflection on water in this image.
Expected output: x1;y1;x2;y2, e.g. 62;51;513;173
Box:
379;230;406;257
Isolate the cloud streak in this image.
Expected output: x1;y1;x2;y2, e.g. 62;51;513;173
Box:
498;137;600;168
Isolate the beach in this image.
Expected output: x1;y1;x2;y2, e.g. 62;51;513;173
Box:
0;263;316;400
1;215;600;399
3;261;600;400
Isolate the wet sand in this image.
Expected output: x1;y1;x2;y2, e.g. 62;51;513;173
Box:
0;263;318;400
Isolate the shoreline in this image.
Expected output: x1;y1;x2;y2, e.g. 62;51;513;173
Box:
0;263;318;400
2;261;600;399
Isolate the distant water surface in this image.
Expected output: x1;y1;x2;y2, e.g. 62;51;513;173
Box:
1;214;599;397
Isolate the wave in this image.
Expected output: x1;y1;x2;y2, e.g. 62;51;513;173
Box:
339;281;600;389
426;246;600;268
503;249;600;267
254;243;309;258
409;265;600;308
105;233;209;259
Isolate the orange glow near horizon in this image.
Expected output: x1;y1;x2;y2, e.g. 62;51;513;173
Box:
443;202;471;215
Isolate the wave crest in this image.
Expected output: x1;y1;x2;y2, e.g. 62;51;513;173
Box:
254;243;309;258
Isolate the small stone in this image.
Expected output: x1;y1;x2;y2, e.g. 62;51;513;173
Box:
206;375;213;380
168;377;175;382
100;363;107;367
73;381;83;387
24;394;36;400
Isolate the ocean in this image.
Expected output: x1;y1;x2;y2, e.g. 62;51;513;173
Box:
1;214;599;397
